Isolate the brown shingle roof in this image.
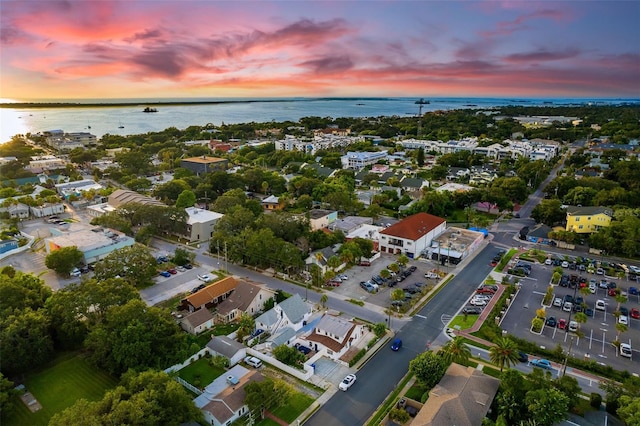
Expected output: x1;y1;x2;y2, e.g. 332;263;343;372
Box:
215;280;264;315
380;212;445;241
184;276;239;309
182;308;213;328
202;370;265;423
411;363;500;426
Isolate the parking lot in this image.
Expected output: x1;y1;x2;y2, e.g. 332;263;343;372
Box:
501;255;640;370
326;254;444;311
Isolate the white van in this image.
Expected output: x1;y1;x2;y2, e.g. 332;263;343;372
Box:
70;267;81;277
244;356;262;368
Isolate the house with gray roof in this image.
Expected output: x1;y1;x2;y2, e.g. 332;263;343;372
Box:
194;364;264;426
270;327;297;347
254;293;311;336
214;280;274;323
206;336;246;366
180;308;214;335
305;246;342;275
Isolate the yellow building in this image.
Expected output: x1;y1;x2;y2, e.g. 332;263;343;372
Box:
565;206;613;234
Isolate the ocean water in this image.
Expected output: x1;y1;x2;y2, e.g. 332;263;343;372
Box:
0;97;636;143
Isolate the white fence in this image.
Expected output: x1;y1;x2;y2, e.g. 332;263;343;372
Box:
164;347;210;374
175;376;203;396
246;348;314;381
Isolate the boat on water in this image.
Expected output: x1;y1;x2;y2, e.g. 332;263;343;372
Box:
415;98;430;105
143;107;158;112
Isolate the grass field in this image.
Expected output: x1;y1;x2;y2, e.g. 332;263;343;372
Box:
1;353;118;426
178;357;225;388
448;314;479;330
270;392;314;422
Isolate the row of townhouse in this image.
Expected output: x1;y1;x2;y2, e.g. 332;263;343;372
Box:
42;130;97;151
274;133;363;155
399;137;559;162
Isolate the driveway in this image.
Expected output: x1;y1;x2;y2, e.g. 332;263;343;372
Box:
140;266;219;306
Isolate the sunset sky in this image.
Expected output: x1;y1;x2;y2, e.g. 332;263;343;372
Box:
1;0;638;100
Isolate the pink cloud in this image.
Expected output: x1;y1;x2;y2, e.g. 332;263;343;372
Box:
481;8;572;38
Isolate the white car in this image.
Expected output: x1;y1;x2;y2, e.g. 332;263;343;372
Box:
561;261;569;268
595;299;606;311
339;374;356;391
563;302;573;312
620;343;632;358
544;258;552;265
568;321;578;332
470;298;488;306
553;297;563;307
424;272;440;279
619;315;628;325
197;274;212;282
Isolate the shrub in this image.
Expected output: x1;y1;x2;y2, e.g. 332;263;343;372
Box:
389;408;410;423
349;349;367;367
590;393;602;409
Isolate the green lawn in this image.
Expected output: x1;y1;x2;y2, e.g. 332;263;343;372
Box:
448;314;479;330
2;353;118;426
405;383;428;401
270;392;314;422
178;357;225;387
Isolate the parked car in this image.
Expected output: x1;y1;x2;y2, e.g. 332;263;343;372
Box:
476;287;496;295
470;298;488;306
530;359;553;370
518;351;529;362
424;272;439;279
176;265;186;272
557;319;567;330
339;374;356;391
563;302;573;312
197;274;212;282
629;287;638;295
390;338;403;351
546;317;557;327
619;315;629;325
167;268;177;275
244;356;263;368
553;297;563;307
595;299;606;311
409;266;417;272
183;264;193;269
462;306;482;315
159;270;171;277
620;343;632;358
568;321;578;332
561;261;570;268
631;308;640;319
70;267;81;277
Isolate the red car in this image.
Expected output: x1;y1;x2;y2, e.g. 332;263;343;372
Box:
631;308;640;319
168;268;177;274
608;288;618;296
490;260;498;267
557;319;567;330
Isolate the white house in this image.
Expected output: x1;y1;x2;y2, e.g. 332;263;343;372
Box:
185;206;223;243
254;293;312;336
193;364;263;426
378;212;446;259
179;308;214;335
303;314;366;361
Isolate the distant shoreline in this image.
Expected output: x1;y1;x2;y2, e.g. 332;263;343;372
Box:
0;99;301;109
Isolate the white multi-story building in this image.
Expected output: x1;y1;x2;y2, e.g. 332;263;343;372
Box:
275;134;363;155
341;150;389;169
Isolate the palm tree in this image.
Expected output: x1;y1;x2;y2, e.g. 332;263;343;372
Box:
615;323;628;341
489;338;520;371
320;294;328;309
440;336;471;365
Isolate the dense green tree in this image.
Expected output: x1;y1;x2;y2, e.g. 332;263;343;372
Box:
496;370;529;424
0;271;51;317
49;369;203;426
272;344;305;367
153;179;191;204
0;308;54;375
84;300;188;375
408;351;447;389
46;278;140;349
531;199;566;226
0;373;18;416
115;150;153;176
45;246;84;275
245;378;292;419
93;245;158;288
174;189;197;208
236;313;256;341
525;387;569;426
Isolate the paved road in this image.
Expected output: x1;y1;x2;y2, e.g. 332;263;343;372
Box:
305;244;496;426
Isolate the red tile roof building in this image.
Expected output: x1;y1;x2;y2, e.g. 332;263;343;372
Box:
379;212;446;258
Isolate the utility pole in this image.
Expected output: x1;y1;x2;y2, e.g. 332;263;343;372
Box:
224;241;228;273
